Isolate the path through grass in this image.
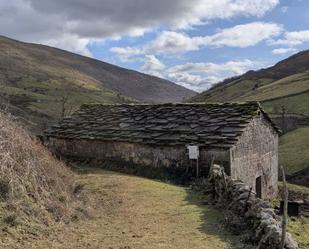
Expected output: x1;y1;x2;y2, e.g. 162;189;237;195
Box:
1;169;240;249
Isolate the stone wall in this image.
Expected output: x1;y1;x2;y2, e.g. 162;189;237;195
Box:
231;115;278;199
46;137;230;175
208;164;298;249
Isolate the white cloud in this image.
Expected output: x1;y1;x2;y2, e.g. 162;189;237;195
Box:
141;55;166;77
168;60;256;75
164;59;259;92
149;31;202;54
153;22;283;53
272;47;297;55
206;22;282;48
167;72;221;92
0;0;279;55
270;30;309;47
111;22;283;59
109;47;143;62
44;34;93;57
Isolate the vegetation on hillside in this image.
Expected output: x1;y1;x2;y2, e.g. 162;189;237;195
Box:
0;112;87;238
190;50;309;106
0;35;194;132
262;91;309;116
190;51;309;118
279;126;309;174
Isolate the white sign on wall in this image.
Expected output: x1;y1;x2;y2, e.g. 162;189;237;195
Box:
187;145;199;159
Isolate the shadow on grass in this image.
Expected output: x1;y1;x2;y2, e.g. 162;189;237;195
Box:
69;158;195;184
183;188;247;249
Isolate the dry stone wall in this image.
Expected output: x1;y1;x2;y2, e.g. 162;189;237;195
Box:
208;164;298;249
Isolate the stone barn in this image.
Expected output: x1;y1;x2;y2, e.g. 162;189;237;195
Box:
45;102;279;199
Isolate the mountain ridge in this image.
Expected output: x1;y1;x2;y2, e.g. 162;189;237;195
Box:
0;35;195;131
0;35;195;103
190;50;309;116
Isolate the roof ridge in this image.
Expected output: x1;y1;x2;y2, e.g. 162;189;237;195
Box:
81;101;260;108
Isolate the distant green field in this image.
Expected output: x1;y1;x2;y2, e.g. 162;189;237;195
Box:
279;126;309;174
239;71;309;102
192;71;309;116
262;91;309;116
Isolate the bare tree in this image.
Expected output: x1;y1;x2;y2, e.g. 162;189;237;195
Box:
58;92;75;119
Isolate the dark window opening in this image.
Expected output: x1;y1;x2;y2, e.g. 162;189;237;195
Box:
280;201;303;217
256;176;262;198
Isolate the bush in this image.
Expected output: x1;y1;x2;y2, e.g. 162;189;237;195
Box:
0;111;86;225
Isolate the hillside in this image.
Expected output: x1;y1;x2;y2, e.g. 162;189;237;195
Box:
0;35;194;131
190;50;309;116
279;126;309;174
0;111;87;243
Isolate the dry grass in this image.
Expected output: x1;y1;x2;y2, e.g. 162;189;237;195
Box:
0;111;87;233
6;168;240;249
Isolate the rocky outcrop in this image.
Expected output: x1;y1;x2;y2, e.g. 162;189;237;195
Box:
208;164;299;249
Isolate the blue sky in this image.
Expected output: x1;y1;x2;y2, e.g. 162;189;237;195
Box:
1;0;308;92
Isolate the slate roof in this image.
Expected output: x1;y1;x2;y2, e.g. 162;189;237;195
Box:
45;102;279;148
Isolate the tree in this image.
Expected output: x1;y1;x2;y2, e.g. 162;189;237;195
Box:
58;92;75;119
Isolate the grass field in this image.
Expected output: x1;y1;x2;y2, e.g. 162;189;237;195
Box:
279;126;309;174
239;71;309;102
288;217;309;249
278;182;309;249
1;169;241;249
262;91;309;116
190;69;309;116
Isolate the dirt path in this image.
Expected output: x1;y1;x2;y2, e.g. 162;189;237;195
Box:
4;169;240;249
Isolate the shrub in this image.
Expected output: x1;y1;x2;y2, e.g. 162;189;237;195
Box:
0;111;86;225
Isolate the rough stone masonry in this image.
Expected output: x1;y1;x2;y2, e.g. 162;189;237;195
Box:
208;164;299;249
45;102;280;199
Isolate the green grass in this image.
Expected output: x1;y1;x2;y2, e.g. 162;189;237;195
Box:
192;78;275;103
239;71;309;102
263;91;309;116
191;70;309;116
277;182;309;249
279;182;309;196
288;217;309;249
279;126;309;174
